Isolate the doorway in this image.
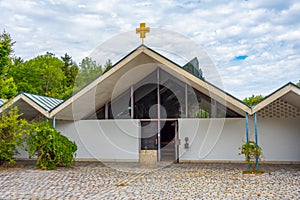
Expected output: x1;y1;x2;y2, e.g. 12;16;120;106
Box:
140;120;178;162
160;120;178;162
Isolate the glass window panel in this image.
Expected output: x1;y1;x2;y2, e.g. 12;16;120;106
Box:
160;70;186;118
96;106;105;119
141;121;158;150
134;83;158;119
109;89;131;119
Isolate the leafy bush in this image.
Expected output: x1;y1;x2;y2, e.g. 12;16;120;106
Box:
0;107;29;166
239;140;262;168
26;122;77;169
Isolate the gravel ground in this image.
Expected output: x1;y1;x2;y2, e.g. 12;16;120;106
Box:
0;161;299;199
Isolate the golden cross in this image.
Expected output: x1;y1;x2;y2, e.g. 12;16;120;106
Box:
136;23;150;44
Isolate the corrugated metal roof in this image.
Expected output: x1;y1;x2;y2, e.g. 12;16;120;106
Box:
22;93;63;112
0;99;5;107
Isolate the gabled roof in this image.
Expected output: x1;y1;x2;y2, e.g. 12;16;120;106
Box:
22;93;63;112
252;82;300;114
0;92;63;120
50;45;251;120
2;45;298;120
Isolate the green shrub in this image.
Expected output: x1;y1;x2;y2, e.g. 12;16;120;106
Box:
239;140;262;169
0;107;29;166
26;122;77;169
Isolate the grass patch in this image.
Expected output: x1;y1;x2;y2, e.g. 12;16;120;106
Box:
242;170;265;174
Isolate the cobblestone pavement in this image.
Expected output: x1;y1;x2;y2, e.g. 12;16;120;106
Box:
0;161;299;199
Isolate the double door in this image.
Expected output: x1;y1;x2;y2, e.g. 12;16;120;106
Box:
140;120;178;162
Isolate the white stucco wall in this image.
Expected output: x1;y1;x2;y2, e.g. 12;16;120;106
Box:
56;120;140;162
178;117;300;162
258;117;300;161
16;117;299;162
178;118;246;161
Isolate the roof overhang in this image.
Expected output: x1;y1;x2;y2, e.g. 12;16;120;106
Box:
0;93;50;120
252;83;300;114
50;46;250;120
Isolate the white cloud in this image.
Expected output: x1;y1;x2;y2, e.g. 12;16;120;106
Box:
0;0;299;99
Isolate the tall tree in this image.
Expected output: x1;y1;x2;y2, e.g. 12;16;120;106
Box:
9;52;66;99
0;31;18;99
243;95;264;106
60;53;79;88
0;30;15;75
74;57;103;90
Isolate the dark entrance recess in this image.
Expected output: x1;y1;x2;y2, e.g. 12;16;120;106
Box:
140;120;178;162
160;120;177;162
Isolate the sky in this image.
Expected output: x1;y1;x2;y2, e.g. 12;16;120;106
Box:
0;0;299;99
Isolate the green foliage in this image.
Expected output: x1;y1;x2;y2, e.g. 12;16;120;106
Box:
60;53;79;89
1;31;115;100
239;141;262;166
0;77;18;99
26;122;77;170
1;31;116;100
12;56;24;66
193;109;209;118
103;59;113;73
0;107;29;166
0;31;18;99
297;80;300;87
0;30;15;75
75;58;113;90
243;95;264;106
57;53;80;99
9;52;66;99
74;57;103;90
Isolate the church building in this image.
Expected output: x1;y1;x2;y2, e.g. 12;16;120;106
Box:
1;24;299;164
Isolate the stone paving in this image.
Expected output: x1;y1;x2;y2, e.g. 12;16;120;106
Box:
0;161;299;199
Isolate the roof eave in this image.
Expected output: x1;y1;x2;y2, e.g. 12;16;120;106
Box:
252;83;300;114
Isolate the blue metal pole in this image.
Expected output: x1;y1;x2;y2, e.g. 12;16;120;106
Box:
245;113;249;143
53;115;56;129
254;112;259;170
245;113;250;170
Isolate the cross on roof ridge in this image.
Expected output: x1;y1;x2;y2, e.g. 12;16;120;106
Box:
136;22;150;44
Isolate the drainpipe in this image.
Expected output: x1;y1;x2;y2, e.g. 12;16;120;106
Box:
254;112;259;170
53;115;56;129
245;113;249;143
245;113;250;170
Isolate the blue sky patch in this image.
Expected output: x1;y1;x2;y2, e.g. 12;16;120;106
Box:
234;55;248;61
